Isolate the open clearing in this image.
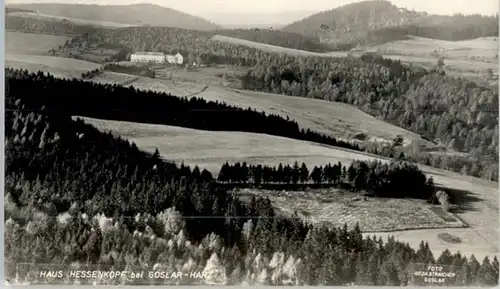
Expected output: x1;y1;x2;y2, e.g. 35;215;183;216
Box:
6;31;70;55
79;116;498;260
8;12;133;28
236;188;466;232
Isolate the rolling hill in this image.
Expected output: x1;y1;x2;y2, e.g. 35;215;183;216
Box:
282;0;498;47
5;3;221;31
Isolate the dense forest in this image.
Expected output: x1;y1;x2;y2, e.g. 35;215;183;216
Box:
5;85;499;285
217;161;433;199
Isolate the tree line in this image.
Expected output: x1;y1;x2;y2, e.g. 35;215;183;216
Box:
217;161;433;199
5;94;499;285
101;63;156;78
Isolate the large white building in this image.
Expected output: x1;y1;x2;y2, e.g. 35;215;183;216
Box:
130;52;166;64
130;52;184;65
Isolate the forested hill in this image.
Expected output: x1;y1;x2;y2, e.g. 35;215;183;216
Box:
5;73;500;286
5;3;220;31
282;0;498;47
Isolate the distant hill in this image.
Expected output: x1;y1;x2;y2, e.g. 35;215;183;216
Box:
5;3;221;31
282;0;498;48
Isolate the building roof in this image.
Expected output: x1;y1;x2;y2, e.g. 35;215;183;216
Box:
132;52;164;56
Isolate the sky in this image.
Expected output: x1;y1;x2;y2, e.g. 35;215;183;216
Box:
6;0;499;25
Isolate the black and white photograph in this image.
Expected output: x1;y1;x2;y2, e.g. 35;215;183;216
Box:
3;0;500;286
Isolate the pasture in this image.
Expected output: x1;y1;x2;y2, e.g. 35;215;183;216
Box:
78;116;499;261
6;31;69;55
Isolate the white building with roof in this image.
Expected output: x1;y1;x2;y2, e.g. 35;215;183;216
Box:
130;52;184;65
130;52;166;64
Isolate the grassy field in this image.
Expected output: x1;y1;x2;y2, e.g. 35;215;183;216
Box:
5;53;101;79
8;11;133;28
6;31;70;55
78;116;499;260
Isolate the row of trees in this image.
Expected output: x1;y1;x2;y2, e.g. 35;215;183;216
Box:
217;160;433;199
5;95;499;285
81;68;103;79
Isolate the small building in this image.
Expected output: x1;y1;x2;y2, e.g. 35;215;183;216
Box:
165;52;184;65
130;52;166;64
